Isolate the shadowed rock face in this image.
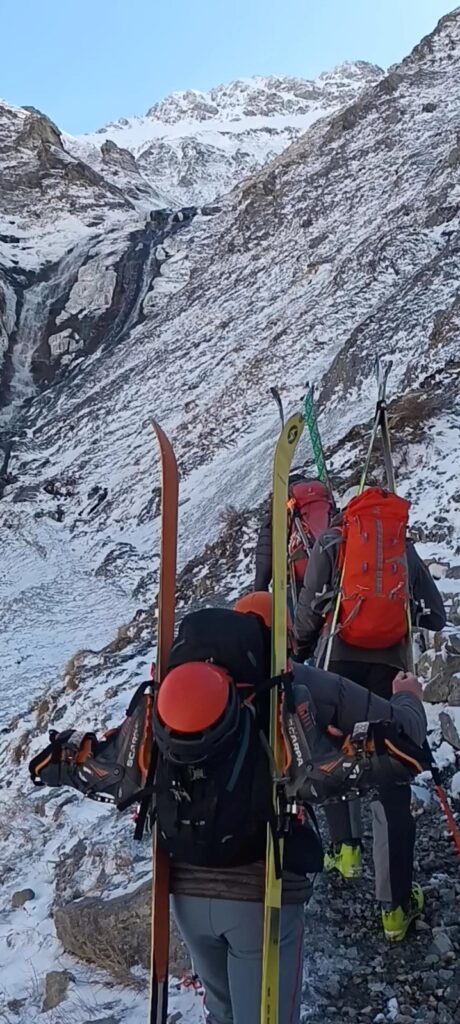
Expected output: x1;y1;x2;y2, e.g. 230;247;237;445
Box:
0;207;199;418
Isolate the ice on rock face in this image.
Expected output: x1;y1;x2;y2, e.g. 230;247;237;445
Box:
56;263;117;320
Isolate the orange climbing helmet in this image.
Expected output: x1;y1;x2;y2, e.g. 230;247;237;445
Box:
154;661;239;764
234;590;293;630
234;591;273;628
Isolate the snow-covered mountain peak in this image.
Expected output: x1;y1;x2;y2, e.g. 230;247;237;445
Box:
141;62;383;125
86;62;383;144
67;63;383;208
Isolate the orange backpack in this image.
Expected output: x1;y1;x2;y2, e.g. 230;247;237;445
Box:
338;488;410;649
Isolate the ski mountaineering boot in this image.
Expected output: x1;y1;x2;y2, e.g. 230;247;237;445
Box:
324;842;363;880
381;883;424;942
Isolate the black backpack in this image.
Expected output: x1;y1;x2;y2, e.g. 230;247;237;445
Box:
167;607;270;688
153;608;322;873
28;610;323;874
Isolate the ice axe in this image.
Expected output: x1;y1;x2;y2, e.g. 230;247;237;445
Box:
270;386;285;428
423;741;460;858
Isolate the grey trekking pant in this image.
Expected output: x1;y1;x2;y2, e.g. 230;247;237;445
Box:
325;661;416;906
172;895;305;1024
325;786;415;906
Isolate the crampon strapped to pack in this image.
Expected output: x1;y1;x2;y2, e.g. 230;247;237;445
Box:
28;681;153;810
280;674;430;804
288;478;333;584
337;487;411;649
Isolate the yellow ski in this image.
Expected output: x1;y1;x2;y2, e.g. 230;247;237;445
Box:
261;411;304;1024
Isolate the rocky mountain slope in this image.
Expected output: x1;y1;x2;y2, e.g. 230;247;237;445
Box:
0;62;380;424
0;7;460;1023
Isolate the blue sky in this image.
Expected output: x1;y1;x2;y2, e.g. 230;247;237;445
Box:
1;0;456;134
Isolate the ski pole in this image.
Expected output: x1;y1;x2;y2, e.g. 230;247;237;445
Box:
288;559;298;619
375;361;416;671
375;358;396;494
358;359;392;492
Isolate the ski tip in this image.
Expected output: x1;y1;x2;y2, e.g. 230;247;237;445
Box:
151;419;168;442
151;421;178;471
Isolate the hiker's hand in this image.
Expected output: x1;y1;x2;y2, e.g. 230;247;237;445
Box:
392;671;423;701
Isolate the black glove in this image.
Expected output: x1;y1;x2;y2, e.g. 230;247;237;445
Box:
291;648;312;664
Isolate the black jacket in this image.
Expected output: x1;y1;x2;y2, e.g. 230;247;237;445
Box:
293;662;427;747
294;527;446;669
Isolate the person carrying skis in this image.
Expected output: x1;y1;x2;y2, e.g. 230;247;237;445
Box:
293;486;446;940
254;473;333;602
30;595;321;1024
29;591;430;1016
159;594;320;1024
166;592;428;1019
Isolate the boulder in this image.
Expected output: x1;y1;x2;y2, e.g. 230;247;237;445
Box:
447;634;460;656
11;888;35;908
447;674;460;705
449;597;460;627
54;879;189;979
42;970;74;1012
440;710;460;750
419;651;460;703
451;772;460;801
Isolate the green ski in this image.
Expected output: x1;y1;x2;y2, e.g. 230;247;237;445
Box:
261;410;304;1024
303;384;335;503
